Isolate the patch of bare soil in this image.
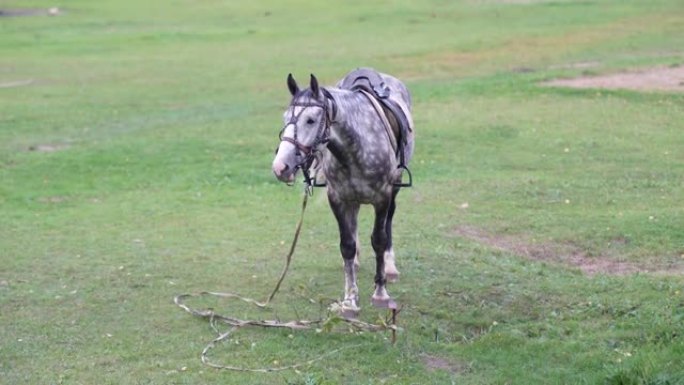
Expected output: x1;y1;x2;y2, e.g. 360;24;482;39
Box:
38;196;68;204
0;79;34;89
543;65;684;92
0;8;61;17
28;143;70;152
471;0;570;4
549;61;601;70
422;354;470;375
454;225;682;276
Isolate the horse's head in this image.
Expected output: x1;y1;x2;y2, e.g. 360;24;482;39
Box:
272;73;333;184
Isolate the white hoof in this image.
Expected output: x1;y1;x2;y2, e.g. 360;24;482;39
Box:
385;266;400;283
371;286;392;308
332;300;360;319
384;250;400;283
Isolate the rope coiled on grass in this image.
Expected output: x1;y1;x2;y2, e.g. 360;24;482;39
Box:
173;190;400;372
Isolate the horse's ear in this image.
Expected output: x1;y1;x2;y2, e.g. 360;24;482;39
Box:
310;74;319;97
287;73;299;96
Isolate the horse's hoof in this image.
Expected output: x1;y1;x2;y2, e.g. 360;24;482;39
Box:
385;271;400;283
384;258;400;283
340;307;360;319
331;301;360;319
371;295;397;309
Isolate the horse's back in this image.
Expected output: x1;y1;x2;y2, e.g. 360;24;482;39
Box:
337;68;412;114
378;72;412;112
337;68;414;164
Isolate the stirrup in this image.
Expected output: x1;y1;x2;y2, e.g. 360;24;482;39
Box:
393;164;413;188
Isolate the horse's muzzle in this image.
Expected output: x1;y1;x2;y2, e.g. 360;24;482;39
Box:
272;160;295;184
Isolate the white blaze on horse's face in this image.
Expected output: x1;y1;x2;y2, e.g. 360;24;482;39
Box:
272;109;299;184
272;99;325;184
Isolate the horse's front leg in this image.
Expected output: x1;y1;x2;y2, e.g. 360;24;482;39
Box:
328;195;361;318
370;198;393;307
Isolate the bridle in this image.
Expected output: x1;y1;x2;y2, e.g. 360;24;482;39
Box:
277;89;336;189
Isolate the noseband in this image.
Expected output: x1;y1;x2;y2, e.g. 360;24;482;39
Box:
277;89;336;188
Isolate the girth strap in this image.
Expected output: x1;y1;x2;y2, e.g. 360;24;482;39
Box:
357;90;397;153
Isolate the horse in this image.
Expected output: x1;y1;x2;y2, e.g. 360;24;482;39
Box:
271;68;414;317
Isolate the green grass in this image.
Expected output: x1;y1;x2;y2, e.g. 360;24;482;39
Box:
2;0;684;384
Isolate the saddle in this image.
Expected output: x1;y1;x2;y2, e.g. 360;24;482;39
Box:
337;68;413;187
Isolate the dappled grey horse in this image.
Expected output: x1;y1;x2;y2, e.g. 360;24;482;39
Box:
272;68;414;316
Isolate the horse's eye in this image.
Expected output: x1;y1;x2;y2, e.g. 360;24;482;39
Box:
306;118;315;125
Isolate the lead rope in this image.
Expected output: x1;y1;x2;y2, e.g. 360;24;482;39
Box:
174;189;401;372
263;188;309;306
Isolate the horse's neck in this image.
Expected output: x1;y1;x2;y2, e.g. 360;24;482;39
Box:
327;88;367;148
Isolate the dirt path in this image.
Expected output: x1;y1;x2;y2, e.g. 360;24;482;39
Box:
543;65;684;92
454;225;683;276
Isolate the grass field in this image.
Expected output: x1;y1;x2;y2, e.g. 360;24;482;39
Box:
2;0;684;384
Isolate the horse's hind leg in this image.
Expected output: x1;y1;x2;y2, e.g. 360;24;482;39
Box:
370;198;393;308
383;188;400;283
353;229;360;272
329;196;361;318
